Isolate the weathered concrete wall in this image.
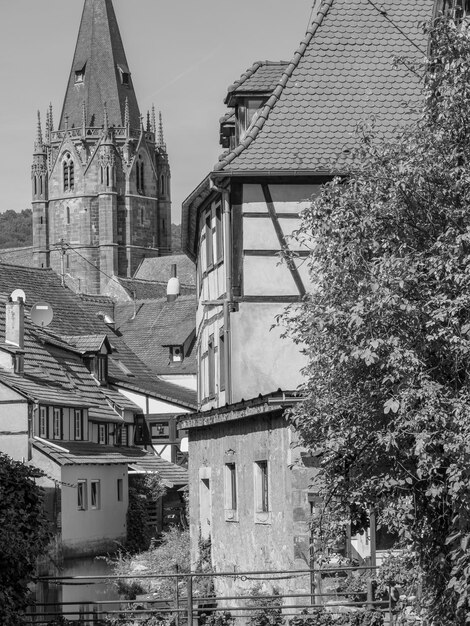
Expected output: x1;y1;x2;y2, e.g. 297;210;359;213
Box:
188;412;314;599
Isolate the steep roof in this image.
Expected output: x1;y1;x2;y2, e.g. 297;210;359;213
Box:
0;263;196;409
115;296;197;376
215;0;431;173
134;254;196;287
59;0;140;130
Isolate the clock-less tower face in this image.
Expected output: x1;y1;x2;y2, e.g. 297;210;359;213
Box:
32;0;171;294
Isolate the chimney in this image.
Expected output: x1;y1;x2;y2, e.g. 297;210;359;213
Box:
6;298;25;350
167;264;180;302
2;298;25;375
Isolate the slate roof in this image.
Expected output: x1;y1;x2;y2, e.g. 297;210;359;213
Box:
61;335;108;353
225;61;289;102
134;254;196;287
215;0;432;173
59;0;140;130
33;439;188;487
115;296;197;376
0;263;197;409
0;246;35;268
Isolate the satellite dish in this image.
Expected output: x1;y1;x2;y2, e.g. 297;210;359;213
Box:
31;301;54;328
10;289;26;303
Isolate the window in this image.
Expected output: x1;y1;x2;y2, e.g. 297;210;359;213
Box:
53;408;62;440
74;409;83;441
225;463;237;511
66;206;70;225
208;335;215;397
63;153;74;192
39;406;48;438
160;174;165;196
136;156;144;193
98;424;107;445
215;204;223;261
90;480;101;509
77;480;87;510
255;461;269;513
219;330;225;392
95;355;107;383
205;212;213;269
140;207;145;226
170;345;183;362
117;478;123;502
151;422;169;440
75;64;86;84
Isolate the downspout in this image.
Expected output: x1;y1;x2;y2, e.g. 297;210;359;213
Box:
210;180;232;405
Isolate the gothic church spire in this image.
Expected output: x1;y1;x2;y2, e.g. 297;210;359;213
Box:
59;0;140;131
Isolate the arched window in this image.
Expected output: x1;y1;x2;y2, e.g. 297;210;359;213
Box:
66;206;71;225
33;176;37;196
63;153;74;192
137;155;144;193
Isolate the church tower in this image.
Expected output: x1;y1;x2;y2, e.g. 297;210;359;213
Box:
32;0;171;294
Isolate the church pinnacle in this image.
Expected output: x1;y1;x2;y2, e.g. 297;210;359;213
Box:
59;0;140;131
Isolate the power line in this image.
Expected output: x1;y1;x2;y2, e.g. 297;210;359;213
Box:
365;0;426;55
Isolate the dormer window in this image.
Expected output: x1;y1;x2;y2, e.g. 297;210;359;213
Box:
170;345;183;362
117;65;130;87
63;153;75;192
74;64;86;84
236;97;266;142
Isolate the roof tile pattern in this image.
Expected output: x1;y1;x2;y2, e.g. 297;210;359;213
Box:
115;296;197;376
216;0;432;173
33;439;188;486
226;61;289;97
134;255;196;286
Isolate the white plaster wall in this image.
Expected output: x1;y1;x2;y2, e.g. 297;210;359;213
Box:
0;384;29;461
230;302;306;401
61;464;128;555
117;388;190;414
159;374;197;391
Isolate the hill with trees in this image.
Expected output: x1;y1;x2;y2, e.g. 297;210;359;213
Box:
0;210;32;249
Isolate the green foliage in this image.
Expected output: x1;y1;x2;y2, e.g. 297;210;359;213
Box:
0;209;32;248
247;585;285;626
0;453;51;625
201;611;234;626
171;223;182;252
288;609;383;626
126;474;166;553
285;17;470;625
111;526;189;601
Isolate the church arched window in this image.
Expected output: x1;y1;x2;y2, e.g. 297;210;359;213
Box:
63;153;75;192
137;155;144;194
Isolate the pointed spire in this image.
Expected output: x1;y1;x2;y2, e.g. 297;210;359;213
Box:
45;108;50;145
158;111;167;152
49;103;54;133
34;111;44;153
124;97;130;130
146;111;151;133
59;0;141;130
151;105;156;135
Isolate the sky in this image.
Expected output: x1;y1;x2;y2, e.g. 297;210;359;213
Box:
0;0;314;224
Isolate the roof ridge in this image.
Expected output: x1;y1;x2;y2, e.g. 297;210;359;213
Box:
0;261;53;272
214;0;334;172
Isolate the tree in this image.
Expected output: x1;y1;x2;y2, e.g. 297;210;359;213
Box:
0;209;32;249
0;453;51;625
285;18;470;625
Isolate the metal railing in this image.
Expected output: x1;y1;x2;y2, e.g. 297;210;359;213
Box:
26;565;397;625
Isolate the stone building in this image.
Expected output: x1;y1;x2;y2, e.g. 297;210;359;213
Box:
31;0;171;294
180;0;433;598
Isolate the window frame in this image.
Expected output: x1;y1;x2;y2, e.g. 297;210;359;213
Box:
224;462;238;521
77;480;87;511
117;478;123;502
219;329;226;392
215;203;223;262
90;480;101;510
53;408;63;441
98;423;107;445
74;409;83;441
254;460;271;523
205;211;214;270
207;334;215;398
39;406;48;438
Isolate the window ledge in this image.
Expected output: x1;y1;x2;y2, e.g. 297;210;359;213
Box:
254;511;271;525
224;509;239;523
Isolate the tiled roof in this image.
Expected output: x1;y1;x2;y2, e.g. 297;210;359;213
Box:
59;0;140;131
115;296;197;376
215;0;431;173
0;246;35;268
33;439;188;486
61;335;108;353
225;61;289;100
0;263;196;409
134;254;196;287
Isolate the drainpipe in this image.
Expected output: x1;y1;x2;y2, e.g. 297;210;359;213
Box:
210;180;232;405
